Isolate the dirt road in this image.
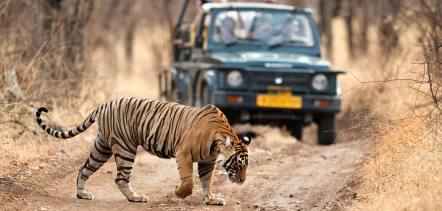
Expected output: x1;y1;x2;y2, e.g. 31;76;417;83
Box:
1;126;367;211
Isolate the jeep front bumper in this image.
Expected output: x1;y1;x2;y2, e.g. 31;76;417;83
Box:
212;90;341;118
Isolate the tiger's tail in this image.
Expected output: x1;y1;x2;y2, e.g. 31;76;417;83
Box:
35;106;101;139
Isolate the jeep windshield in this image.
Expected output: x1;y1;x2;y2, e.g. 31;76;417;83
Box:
211;10;315;48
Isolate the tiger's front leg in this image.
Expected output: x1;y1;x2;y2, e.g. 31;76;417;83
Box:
174;151;194;199
198;162;225;206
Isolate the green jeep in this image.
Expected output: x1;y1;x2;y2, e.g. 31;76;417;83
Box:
159;1;344;145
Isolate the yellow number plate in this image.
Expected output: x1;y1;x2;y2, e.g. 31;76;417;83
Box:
256;93;302;109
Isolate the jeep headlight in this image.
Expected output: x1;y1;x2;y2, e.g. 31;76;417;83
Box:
227;70;243;87
312;74;328;91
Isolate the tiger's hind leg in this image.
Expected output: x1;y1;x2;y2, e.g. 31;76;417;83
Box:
76;135;113;200
198;162;225;206
113;147;148;203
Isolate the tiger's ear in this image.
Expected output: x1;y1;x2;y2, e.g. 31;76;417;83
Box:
241;135;252;145
225;136;232;147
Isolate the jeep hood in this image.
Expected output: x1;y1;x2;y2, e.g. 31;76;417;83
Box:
209;51;331;70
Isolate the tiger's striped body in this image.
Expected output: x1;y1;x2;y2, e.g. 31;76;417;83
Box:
35;97;250;205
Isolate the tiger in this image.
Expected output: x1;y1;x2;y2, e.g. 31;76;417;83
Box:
35;97;251;206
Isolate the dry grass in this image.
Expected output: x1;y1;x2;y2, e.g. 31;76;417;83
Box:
329;18;432;146
0;0;178;177
334;18;428;121
0;25;168;176
0;91;99;175
352;118;442;210
328;13;442;210
336;31;442;211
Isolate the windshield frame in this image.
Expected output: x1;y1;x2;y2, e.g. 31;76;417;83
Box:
206;8;321;56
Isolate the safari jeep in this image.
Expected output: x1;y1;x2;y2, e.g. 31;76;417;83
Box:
159;1;343;145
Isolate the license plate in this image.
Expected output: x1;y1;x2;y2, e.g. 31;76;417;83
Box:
257;93;302;109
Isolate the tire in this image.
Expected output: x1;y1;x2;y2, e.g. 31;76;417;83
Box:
201;84;212;106
288;125;303;141
317;114;336;145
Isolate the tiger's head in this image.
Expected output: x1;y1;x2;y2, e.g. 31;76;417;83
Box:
217;134;252;184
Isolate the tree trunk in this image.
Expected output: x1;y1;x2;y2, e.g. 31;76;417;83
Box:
123;1;136;73
359;0;369;55
62;0;93;94
318;0;333;59
345;0;354;58
41;0;61;77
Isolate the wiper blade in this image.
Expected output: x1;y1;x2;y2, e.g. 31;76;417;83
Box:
268;38;305;49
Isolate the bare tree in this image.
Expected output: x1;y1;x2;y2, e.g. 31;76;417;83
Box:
418;0;441;113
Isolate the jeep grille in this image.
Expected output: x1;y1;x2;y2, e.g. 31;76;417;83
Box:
249;71;310;94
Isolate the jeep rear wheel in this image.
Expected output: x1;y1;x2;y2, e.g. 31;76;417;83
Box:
316;114;336;145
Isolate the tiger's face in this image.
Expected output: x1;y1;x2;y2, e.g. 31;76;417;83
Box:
219;135;251;184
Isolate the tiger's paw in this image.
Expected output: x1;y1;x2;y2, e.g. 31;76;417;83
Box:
76;190;93;200
128;195;148;203
204;198;226;206
174;185;193;199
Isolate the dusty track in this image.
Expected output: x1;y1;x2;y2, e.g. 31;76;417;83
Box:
1;126;367;211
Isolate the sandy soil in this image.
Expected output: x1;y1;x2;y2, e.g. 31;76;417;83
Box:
0;125;367;211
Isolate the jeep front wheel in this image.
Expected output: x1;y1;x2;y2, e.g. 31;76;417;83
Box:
201;84;212;106
316;114;336;145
